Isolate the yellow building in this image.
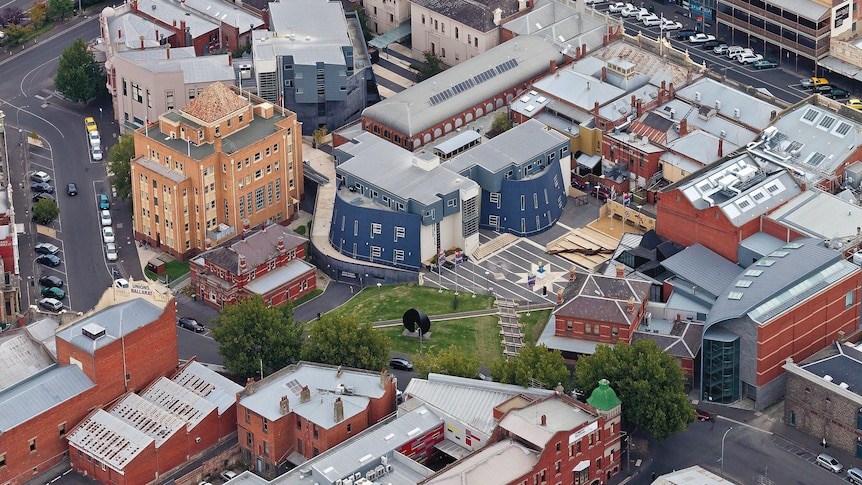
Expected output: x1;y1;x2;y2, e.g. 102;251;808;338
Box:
132;83;303;260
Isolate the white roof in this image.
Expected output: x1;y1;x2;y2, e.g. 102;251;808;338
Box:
423;440;540;485
656;465;736;484
499;398;595;449
110;393;186;446
135;0;219;38
181;0;264;30
767;189;862;240
171;361;244;414
243;259;315;295
141;377;217;428
292;392;369;430
67;410;153;472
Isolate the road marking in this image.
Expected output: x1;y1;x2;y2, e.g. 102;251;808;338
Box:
0;100;65;139
716;414;773;434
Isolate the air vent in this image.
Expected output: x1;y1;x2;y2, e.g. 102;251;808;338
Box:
82;323;106;340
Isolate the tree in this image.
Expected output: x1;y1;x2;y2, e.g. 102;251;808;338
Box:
0;6;25;26
55;38;104;103
29;1;48;28
302;315;390;371
107;134;134;201
211;295;304;378
490;344;571;391
347;4;373;43
312;125;328;148
2;23;33;46
574;339;694;440
414;51;445;83
47;0;72;20
491;112;513;134
415;345;479;379
33;199;59;224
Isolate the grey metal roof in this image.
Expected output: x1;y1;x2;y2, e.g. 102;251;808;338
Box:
433;130;482;155
337;132;478;206
665;131;740;166
135;0;219;38
127;53;236;84
661;244;742;298
404;373;555;437
255;1;350;66
135;157;189;183
739;231;784;258
412;0;520;33
362;35;563;136
706;238;859;326
770;0;829;20
423;440;540;485
535;67;625;112
110;393;186;446
172;361;244;414
107;10;163;50
293;393;369;430
0;331;54;390
141;377;217;428
675;78;783;131
500;397;594;448
444;119;569;175
67;410;153;472
537;315;605;354
768;189;862;240
0;364;94;432
502;0;610;51
181;0;264;30
798;342;862;396
243;259;315;295
55;298;166;355
25;317;60;358
118;46;197;61
658;99;761;148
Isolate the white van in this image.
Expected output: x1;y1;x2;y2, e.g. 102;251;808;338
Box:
848;467;862;484
642;14;661;26
726;46;749;59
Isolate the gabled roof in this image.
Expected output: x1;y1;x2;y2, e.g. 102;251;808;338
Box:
195;223;307;275
413;0;520;33
0;365;94;432
661;244;742;298
555;273;652;326
56;298;166;355
171;361;243;414
110;393;186;446
675;78;783;131
141;377;217;428
181;82;248;123
67;410;153;472
499;397;595;449
0;331;54;390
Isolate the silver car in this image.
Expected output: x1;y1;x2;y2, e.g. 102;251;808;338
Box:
817;453;842;473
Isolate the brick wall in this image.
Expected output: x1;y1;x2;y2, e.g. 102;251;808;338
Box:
785;371;862;456
71;440;157;485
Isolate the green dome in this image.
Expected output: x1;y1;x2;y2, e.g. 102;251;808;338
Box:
587;379;621;411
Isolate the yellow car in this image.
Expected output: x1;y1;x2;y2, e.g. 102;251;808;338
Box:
85;117;97;132
846;99;862;110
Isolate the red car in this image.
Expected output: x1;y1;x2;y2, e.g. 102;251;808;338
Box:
695;408;711;421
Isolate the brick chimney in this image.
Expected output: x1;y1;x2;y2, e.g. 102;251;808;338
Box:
166;47;170;59
718;137;723;158
228;54;233;66
205;238;212;250
549;59;557;74
540;414;547;426
615;264;624;278
239;254;247;272
557;290;564;305
679;118;688;135
570;267;576;282
334;397;344;422
300;386;311;403
279;396;290;415
627;297;635;312
245;377;256;394
636;100;642;118
669;82;675;99
139;36;145;50
380;368;388;389
601;66;607;82
277;236;285;252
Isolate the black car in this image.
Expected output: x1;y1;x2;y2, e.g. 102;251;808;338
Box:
66;183;78;196
30;182;54;193
700;39;722;49
39;275;63;288
389;358;414;371
822;86;851;99
36;254;61;267
676;29;698;40
178;317;205;333
32;192;55;203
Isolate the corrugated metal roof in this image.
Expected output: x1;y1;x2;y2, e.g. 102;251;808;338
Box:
661;244;742;298
0;331;54;389
676;78;783;131
500;398;594;449
292;393;368;430
0;365;94;432
142;377;216;428
107;11;163;51
25;317;59;359
181;0;264;30
56;298;166;355
172;361;243;414
110;393;186;446
265;0;349;65
243;259;315;295
538;314;605;354
768;189;862;240
135;0;219;38
423;440;540;485
67;410;153;472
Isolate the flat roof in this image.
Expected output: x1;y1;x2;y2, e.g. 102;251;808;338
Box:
172;361;244;414
661;244;742;298
292;393;369;430
55;298;166;355
263;0;350;66
423;440;540;485
181;0;264;30
768;189;862;240
499;397;595;449
0;331;54;390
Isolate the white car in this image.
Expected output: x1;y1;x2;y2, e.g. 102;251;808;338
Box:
102;226;115;243
620;5;640;17
220;470;238;482
728;48;753;60
100;210;112;226
92;145;103;161
105;243;118;261
641;14;661;26
688;33;716;43
660;18;682;30
635;8;651;20
89;130;101;147
737;53;763;64
608;2;628;12
584;0;606;4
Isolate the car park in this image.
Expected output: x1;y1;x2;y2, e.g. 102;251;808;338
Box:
92;146;103;161
31;182;54;193
36;254;61;267
635;8;650;20
66;183;78;196
98;194;110;210
178;317;206;333
737;53;763;64
34;242;60;254
89;130;101;147
105;243;118;261
847;99;862;110
41;287;66;299
39;297;63;312
103;226;115;243
752;59;778;69
659;18;682;30
84;117;97;132
641;14;661;26
33;192;56;203
713;44;729;55
800;77;829;89
688;33;715;43
608;2;628;12
30;171;51;183
389;358;414;371
100;210;112;226
817;453;843;473
39;275;63;288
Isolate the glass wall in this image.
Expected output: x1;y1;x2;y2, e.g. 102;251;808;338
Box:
702;334;740;404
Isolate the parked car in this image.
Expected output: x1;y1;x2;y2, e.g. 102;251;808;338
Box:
100;210;112;226
389;358;414;371
89;130;101;147
728;48;753;60
178;317;206;333
34;242;60;254
41;286;66;299
33;192;55;203
700;39;722;49
641;14;661;26
847;98;862;110
800;77;830;89
620;5;640;16
752;59;778;69
66;183;78;196
39;275;63;288
84;116;97;132
847;467;862;485
676;28;698;39
817;453;843;473
98;194;110;210
694;408;711;421
30;171;51;183
712;43;729;55
818;86;851;99
38;297;63;312
219;470;238;482
608;2;628;12
91;145;103;161
737;53;763;64
105;243;118;261
688;33;716;43
30;182;54;193
660;18;682;30
36;254;61;267
635;8;651;20
103;226;115;243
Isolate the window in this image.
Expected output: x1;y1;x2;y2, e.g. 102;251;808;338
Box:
297;439;302;454
245;409;250;424
59;422;66;437
263;441;269;456
490;192;501;208
122;79;127;96
189;88;196;99
296;417;302;430
313;447;319;457
447;198;457;207
263;418;268;433
146;89;152;108
0;453;5;468
255;187;265;211
566;321;572;331
847;290;855;309
29;438;36;452
585;323;591;334
313;424;318;439
166;90;174;110
394;226;405;240
455;27;459;39
371;223;382;236
611;327;618;338
246;432;253;446
131;83;142;103
371;246;382;257
347;423;352;433
394;249;404;262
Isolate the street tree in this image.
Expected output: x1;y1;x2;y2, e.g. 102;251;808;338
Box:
107;134;134;200
33;199;59;224
414;345;479;379
491;112;513;134
1;6;25;26
574;339;694;440
54;37;104;103
211;295;303;378
2;23;32;45
414;51;445;82
47;0;72;20
302;315;390;371
490;344;571;391
30;1;48;27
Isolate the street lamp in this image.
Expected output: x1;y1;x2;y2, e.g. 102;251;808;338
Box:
721;427;733;477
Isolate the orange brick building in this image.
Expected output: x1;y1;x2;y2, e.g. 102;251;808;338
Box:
132;82;304;260
237;362;397;479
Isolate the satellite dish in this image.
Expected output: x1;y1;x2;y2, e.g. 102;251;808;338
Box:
402;308;431;334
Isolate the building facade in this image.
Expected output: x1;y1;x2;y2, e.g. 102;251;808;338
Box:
131;82;304;260
362;0;410;34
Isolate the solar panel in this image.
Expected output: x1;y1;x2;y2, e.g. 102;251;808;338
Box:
287;379;303;394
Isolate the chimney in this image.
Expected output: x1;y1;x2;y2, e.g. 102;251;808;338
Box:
601;67;607;82
540;414;547;426
380;368;388;389
334;397;344;422
172;20;177;27
679;118;688;135
337;365;343;377
636;100;642;118
228;54;233;66
279;396;290;415
139;36;145;50
557;290;564;305
518;0;528;10
166;47;170;59
277;236;285;252
493;7;503;25
669;82;675;99
569;267;576;282
246;377;256;394
131;0;138;11
631;94;637;109
627;297;635;312
300;386;311;403
549;59;557;74
243;219;251;230
205;238;212;250
118;28;122;39
718;137;723;158
239;255;247;272
555;383;564;395
675;313;682;324
593;101;600;126
615;264;624;278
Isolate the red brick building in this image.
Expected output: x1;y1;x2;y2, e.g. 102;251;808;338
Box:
236;362;398;478
189;223;314;309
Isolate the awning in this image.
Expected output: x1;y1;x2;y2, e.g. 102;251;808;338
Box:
574;460;591;472
285;451;307;466
577;153;601;169
434;440;471;459
369;22;411;48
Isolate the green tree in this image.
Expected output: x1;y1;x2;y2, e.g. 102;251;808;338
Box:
490;344;571;391
30;1;48;27
211;295;303;378
415;345;480;379
302;315;390;371
491;112;513;134
312;125;328;148
107;134;134;201
33;199;59;224
47;0;72;20
54;37;104;103
2;23;33;46
414;51;445;82
574;339;694;440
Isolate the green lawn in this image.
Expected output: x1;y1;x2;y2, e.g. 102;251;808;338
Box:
329;285;495;322
293;289;323;307
145;260;190;281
